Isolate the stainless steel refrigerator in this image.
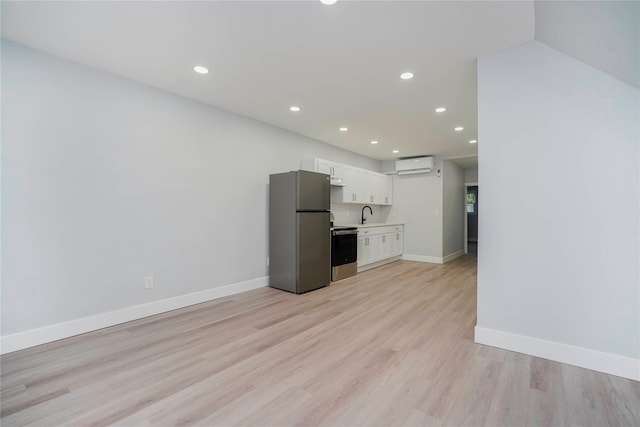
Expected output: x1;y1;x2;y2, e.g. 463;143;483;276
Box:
269;170;331;294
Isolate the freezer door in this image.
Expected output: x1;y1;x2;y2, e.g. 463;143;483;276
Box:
297;212;330;293
296;170;330;211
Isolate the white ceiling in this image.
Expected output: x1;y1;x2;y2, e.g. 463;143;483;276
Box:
1;1;636;162
448;156;479;170
535;1;639;89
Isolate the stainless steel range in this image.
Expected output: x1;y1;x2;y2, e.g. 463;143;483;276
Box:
331;226;358;281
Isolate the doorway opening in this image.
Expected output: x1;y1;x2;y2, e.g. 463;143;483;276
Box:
464;184;478;255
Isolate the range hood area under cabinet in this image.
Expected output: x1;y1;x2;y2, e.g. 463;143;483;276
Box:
301;158;393;206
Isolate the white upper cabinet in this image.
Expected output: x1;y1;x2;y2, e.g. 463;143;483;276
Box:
315;159;331;175
301;158;345;186
346;166;368;204
301;158;393;205
382;175;393;205
340;166;357;203
367;172;388;205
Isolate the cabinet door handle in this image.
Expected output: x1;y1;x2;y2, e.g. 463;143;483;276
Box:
382;235;386;242
396;233;399;240
365;237;369;245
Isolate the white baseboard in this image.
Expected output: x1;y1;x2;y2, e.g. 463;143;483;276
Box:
443;250;465;263
357;256;402;272
475;326;640;381
0;276;269;355
402;254;443;264
402;251;466;265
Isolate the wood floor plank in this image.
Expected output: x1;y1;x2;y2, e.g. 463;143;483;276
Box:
2;256;639;427
525;356;570;426
483;351;531;426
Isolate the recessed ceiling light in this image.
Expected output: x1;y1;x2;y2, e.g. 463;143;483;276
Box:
370;140;379;145
469;139;477;144
454;126;464;131
289;106;301;112
320;0;338;4
392;150;399;154
400;72;414;80
435;107;446;113
339;127;348;132
193;66;209;74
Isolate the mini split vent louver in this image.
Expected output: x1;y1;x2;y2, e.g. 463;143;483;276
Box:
395;156;434;175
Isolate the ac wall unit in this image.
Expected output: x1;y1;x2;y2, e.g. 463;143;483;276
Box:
395;156;434;175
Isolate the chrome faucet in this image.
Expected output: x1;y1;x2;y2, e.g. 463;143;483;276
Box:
361;205;373;224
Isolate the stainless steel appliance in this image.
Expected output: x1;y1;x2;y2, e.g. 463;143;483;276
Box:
269;170;331;293
331;226;358;281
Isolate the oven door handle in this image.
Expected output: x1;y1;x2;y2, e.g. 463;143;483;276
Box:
333;230;358;236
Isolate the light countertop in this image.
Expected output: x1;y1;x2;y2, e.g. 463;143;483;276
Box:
335;222;404;228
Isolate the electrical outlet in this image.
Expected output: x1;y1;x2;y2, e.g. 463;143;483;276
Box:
266;257;270;267
144;276;154;289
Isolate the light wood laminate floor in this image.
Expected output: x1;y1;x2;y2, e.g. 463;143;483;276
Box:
2;257;639;426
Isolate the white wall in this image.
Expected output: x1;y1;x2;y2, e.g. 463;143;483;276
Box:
442;160;465;258
388;158;466;263
534;0;639;88
476;41;639;379
389;161;444;261
464;167;478;184
1;41;380;342
330;203;391;226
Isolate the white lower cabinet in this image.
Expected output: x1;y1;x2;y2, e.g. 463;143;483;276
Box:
379;233;391;259
389;229;403;257
357;225;404;270
357;234;374;265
